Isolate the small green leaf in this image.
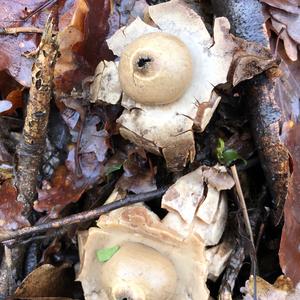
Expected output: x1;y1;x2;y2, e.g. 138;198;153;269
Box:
105;163;123;176
216;138;225;162
216;138;247;166
96;245;120;262
222;149;244;166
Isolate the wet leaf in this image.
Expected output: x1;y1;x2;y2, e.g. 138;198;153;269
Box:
14;263;75;298
96;245;120;262
279;123;300;285
0;180;30;230
34;165;88;218
55;0;112;93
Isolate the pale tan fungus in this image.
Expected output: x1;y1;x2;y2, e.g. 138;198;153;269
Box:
77;205;209;300
90;61;122;104
161;165;234;245
205;236;234;281
91;0;276;170
118;32;193;105
100;242;177;300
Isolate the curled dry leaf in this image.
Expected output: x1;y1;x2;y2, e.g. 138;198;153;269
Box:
0;0;111;90
92;0;277;170
0;180;30;230
279;123;300;285
263;0;300;61
241;275;300;300
34;165;88;218
0;0;49;87
77;205;210;300
162;165;234;246
14;263;74;298
55;0;112;93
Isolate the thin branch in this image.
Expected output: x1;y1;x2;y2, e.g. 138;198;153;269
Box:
15;18;58;221
231;165;254;244
230;165;257;300
0;27;57;35
0;187;168;244
219;245;245;300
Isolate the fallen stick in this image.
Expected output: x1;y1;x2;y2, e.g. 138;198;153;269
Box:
0;187;168;244
15;18;58;221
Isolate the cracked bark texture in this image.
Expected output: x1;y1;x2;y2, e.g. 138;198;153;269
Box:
0;19;58;299
16;19;58;221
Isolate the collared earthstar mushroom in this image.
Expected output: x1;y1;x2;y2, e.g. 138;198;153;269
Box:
77;165;236;299
90;0;277;170
77;205;209;300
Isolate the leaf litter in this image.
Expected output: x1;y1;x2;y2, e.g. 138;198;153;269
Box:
0;0;299;299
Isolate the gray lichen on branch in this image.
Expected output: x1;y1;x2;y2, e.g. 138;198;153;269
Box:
15;18;59;221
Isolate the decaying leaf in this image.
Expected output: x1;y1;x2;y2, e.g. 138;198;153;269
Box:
162;165;234;245
241;275;300;300
0;180;30;230
262;0;300;61
14;263;75;298
92;0;277;170
78;205;210;300
279;123;300;285
34;165;88;218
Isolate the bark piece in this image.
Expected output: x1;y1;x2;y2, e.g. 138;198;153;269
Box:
16;19;58;220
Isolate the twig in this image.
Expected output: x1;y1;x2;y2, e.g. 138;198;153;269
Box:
231;165;254;245
231;165;257;300
219;245;245;300
15;18;58;221
0;187;168;244
0;27;57;35
21;0;58;21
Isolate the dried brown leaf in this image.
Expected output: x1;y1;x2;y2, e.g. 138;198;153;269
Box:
0;180;30;230
279;123;300;285
14;264;74;298
261;0;300;14
55;0;112;93
269;7;300;44
34;165;87;218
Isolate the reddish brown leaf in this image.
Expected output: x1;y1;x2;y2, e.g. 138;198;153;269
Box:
14;263;75;298
54;0;112;93
279;123;300;285
34;165;87;218
0;180;30;230
1;89;23;115
0;0;53;87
